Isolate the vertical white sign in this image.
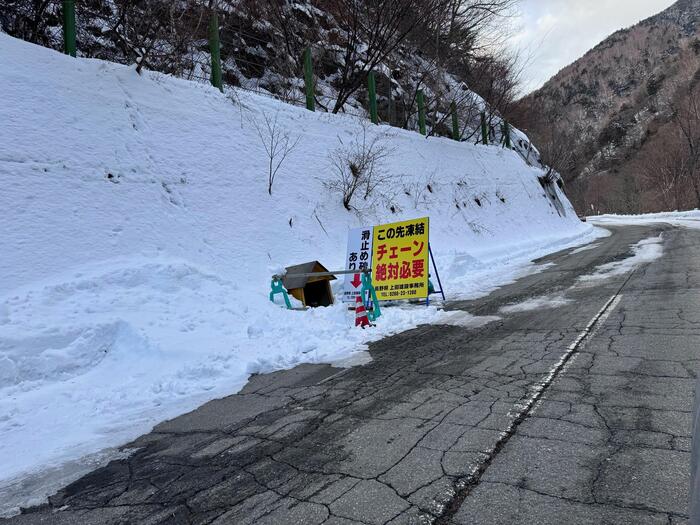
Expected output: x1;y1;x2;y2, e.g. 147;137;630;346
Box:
342;227;373;303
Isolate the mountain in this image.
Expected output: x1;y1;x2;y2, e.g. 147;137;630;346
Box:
513;0;700;214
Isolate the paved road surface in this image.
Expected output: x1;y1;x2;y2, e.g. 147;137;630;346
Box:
3;223;698;524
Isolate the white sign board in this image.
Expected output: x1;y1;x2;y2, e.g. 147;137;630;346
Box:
342;227;373;303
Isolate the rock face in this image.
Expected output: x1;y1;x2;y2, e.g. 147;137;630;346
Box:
515;0;700;213
0;1;504;139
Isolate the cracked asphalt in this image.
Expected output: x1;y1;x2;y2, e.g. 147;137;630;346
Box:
3;223;698;525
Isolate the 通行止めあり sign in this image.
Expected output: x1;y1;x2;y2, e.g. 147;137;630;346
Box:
371;217;429;301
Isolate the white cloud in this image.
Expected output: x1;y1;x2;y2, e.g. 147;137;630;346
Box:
515;0;676;94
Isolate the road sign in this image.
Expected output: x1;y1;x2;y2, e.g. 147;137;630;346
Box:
342;227;373;303
371;217;429;301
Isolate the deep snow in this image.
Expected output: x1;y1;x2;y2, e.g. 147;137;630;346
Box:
1;33;599;514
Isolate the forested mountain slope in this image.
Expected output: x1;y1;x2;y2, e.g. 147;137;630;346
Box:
514;0;700;213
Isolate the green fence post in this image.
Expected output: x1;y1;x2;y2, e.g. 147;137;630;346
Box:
209;13;223;92
62;0;76;57
304;47;315;112
388;96;396;127
387;80;396;126
504;120;512;149
481;112;488;145
368;71;378;124
451;101;460;141
417;89;426;136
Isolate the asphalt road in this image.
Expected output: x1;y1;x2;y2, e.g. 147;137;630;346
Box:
4;223;699;525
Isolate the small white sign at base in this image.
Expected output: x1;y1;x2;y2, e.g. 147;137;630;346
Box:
342;227;373;303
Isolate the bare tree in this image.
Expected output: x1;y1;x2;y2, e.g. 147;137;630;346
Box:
468;49;525;125
2;1;210;75
536;123;575;179
396;49;522;139
403;172;438;208
100;0;208;75
325;124;394;210
419;83;483;139
511;93;583;201
642;133;689;210
671;85;700;208
317;0;452;114
253;112;301;195
388;0;521;133
232;0;309;103
1;0;60;46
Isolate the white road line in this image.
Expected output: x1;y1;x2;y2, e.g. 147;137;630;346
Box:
440;291;626;520
511;293;622;420
529;294;623;414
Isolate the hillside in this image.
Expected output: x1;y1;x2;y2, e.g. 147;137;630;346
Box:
0;33;598;515
1;0;523;143
514;0;700;214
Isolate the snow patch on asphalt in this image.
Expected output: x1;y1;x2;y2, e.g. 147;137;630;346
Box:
579;235;664;282
0;447;135;518
436;311;500;328
570;243;601;255
499;294;571;314
330;351;373;369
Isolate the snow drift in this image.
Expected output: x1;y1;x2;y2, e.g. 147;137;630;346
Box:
0;33;597;512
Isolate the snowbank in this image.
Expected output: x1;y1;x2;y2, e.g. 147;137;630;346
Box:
0;33;596;508
591;210;700;227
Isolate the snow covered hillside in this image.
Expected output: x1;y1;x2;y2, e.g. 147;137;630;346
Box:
0;34;597;513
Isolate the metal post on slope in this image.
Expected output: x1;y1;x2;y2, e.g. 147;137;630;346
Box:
481;112;489;145
417;89;427;136
387;82;396;126
62;0;77;57
451;101;460;141
368;71;378;124
429;244;446;301
504;120;512;149
208;13;223;92
304;47;315;112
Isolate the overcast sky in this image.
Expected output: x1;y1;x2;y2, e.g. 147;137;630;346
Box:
514;0;677;94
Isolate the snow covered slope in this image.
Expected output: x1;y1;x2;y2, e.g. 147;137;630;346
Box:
0;34;597;512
